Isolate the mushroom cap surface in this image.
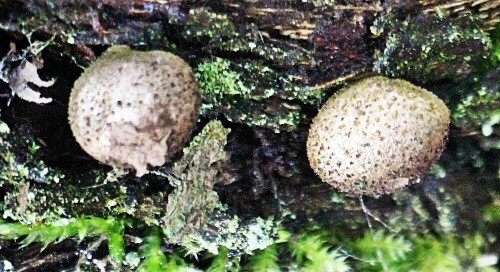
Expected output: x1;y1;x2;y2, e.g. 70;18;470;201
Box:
69;45;200;176
306;76;450;195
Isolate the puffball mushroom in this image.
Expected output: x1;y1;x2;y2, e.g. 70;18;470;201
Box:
307;76;450;195
69;45;200;176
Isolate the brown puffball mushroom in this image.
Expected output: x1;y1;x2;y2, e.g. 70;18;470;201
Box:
307;76;450;195
69;45;200;176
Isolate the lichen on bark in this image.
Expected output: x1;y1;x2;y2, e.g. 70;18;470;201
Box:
162;120;233;243
374;14;492;82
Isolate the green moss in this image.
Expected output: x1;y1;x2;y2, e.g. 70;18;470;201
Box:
407;235;488;272
452;85;500;134
394;183;464;234
0;116;236;252
351;231;492;272
483;194;500;223
244;244;280;271
375;14;491;82
137;227;200;272
206;247;240;272
179;7;310;67
0;142;170;225
0;116;279;269
195;58;324;132
0;116;63;187
0;123;86;223
2;172;160;224
180;7;324;132
290;231;350;272
0;216;127;265
449;28;499;134
354;230;412;271
196;58;251;114
0;117;233;233
180;9;236;43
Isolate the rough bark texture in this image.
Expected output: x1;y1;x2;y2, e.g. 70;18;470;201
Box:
0;0;498;271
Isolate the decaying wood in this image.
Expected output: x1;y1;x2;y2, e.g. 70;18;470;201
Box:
0;0;496;86
0;1;498;269
420;0;499;29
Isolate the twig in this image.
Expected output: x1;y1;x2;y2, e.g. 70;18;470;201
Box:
359;194;373;230
338;249;375;265
358;195;395;231
75;236;106;272
359;195;396;271
19;251;75;272
270;176;283;215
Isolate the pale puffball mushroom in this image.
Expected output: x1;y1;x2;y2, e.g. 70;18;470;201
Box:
69;45;200;176
307;76;450;195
